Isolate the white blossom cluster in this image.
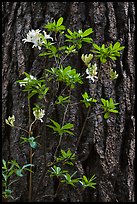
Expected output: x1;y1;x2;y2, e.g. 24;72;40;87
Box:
19;75;37;87
22;29;53;50
33;109;45;123
5;115;15;127
86;63;98;83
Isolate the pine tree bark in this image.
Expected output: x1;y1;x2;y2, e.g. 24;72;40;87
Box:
2;2;135;202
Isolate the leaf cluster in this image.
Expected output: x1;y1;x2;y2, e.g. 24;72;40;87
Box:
46;119;74;136
49;165;68;178
56;149;76;166
65;28;93;49
101;98;119;119
81;92;97;108
17;72;49;99
91;42;125;63
49;66;83;89
79;175;96;189
20;136;38;149
2;159;34;199
61;171;79;187
43;17;65;33
55;95;70;105
49;164;96;189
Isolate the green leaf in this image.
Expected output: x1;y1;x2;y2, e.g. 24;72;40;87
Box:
113;42;120;50
93;43;101;51
67;29;73;35
4;189;13;196
101;44;105;49
101;98;106;106
39;52;48;57
7;169;15;178
16;169;23;177
82;37;93;43
83;175;88;183
109;56;116;60
22;164;34;169
2;160;7;169
28;90;37;99
65;161;74;166
50;119;61;129
65;34;73;39
2;173;7;182
62;123;74;130
104;112;109;119
109;109;119;113
46;124;57;131
89;174;96;182
57;17;63;26
64;130;74;136
82;28;93;37
30;141;37;149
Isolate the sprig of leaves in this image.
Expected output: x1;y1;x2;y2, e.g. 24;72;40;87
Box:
2;159;34;199
49;165;68;178
110;68;119;80
55;95;70;105
17;72;49;99
79;175;96;189
61;171;79;187
91;42;125;63
46;119;74;136
49;66;83;89
43;17;66;34
101;98;119;119
20;136;38;149
55;149;76;166
65;28;93;49
81;92;97;108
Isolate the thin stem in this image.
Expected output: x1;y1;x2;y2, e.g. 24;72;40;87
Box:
54;134;63;160
75;63;102;150
28;148;33;202
27;94;33;202
29;119;36;134
87;111;104;119
63;88;72;125
76;106;91;149
69;101;81;106
54;180;62;197
59;53;70;67
59;86;67;96
13;125;29;134
28;95;31;129
54;89;71;160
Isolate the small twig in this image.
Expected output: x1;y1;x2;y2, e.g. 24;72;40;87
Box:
76;106;91;149
54;89;72;160
54;181;62;197
13;125;29;134
87;111;104;119
27;94;33;202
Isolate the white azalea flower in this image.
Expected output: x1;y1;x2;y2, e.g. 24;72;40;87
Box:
19;75;37;87
78;29;82;34
33;109;45;123
110;68;118;80
81;54;93;65
22;29;53;50
5;115;15;127
43;31;53;41
86;63;98;83
22;29;42;50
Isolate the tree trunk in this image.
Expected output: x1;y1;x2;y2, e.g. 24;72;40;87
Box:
2;2;135;202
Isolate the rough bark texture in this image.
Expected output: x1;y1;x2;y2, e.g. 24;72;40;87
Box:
2;2;135;202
